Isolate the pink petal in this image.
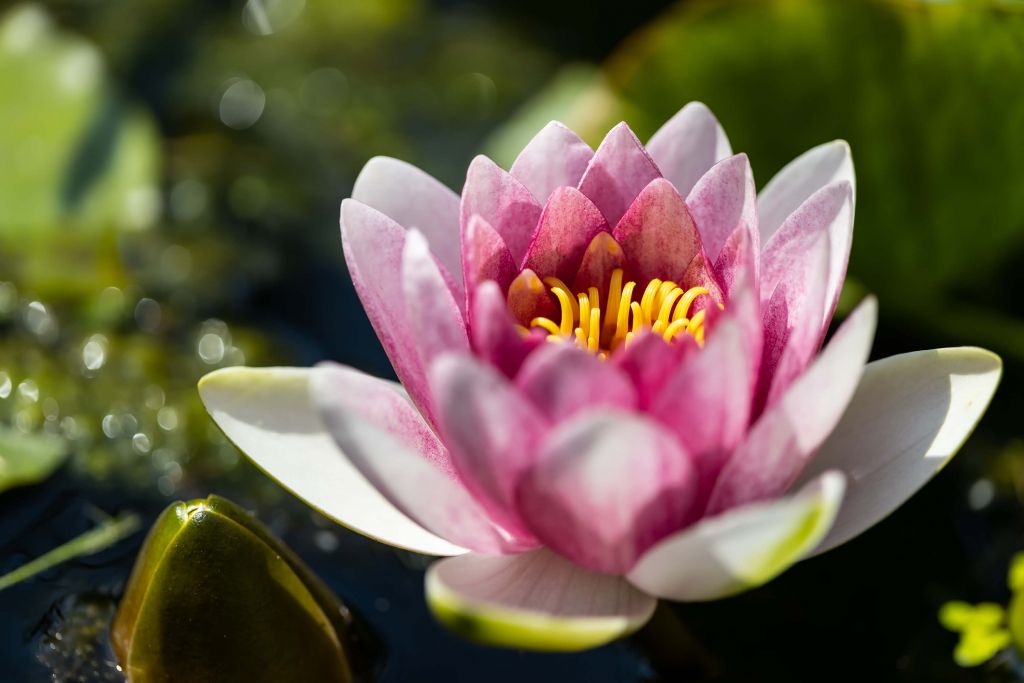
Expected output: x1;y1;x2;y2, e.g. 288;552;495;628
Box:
758;140;854;244
578;122;662;227
462;214;516;296
517;410;697;574
430;354;549;539
506;268;557;326
515;343;637;420
612;178;700;284
311;363;527;553
614;331;698;407
572;231;627;292
510;121;595;203
522;187;608;282
647;102;733;198
461;155;542;264
403;229;469;367
352;156;463;297
469;281;539;378
712;216;759;302
341;199;433;422
685;154;757;266
707;297;877;514
760;181;855;339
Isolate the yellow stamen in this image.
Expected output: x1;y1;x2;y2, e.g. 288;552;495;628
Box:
521;268;722;357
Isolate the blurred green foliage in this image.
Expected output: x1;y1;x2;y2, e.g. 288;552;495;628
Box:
507;0;1024;358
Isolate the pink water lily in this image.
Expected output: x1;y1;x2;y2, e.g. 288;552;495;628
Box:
199;102;1001;651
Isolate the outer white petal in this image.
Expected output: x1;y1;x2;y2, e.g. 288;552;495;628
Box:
797;348;1002;555
352;156;463;292
426;549;656;651
198;366;467;556
626;472;845;602
757;140;854;245
647;101;733;197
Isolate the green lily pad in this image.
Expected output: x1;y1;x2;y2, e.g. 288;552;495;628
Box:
112;495;377;682
0;426;69;493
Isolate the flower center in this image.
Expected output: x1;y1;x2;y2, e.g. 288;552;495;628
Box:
525;268;718;357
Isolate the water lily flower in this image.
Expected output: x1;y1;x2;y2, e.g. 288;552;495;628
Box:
199;102;1001;651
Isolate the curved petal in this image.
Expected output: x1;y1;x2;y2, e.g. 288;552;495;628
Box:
506;267;557;326
647;101;732;198
799;348;1002;555
626;471;845;602
516;344;637;420
522;186;608;282
758;140;854;245
760;181;854;336
708;297;877;513
198;366;466;556
510;121;594;203
470;280;539;377
341;199;433;422
573;231;627;292
352;156;462;293
461;155;542;264
517;411;696;574
310;363;529;554
685;154;756;264
462;214;516;296
426;549;656;651
430;354;549;537
578;122;662;227
403;229;469;364
612;178;700;284
614;331;697;407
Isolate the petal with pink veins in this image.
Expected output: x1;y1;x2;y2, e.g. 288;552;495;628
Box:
506;268;557;326
461;155;542;264
613;178;700;284
426;549;656;651
470;281;539;377
573;231;627;292
522;187;608;282
627;471;845;601
685;153;757;264
198;366;467;556
341;199;434;421
431;354;550;537
403;229;469;364
614;332;697;408
352;156;462;296
647;101;733;198
797;348;1001;555
758;140;854;245
707;297;877;513
510;121;594;203
578;122;663;227
310;363;531;554
516;344;637;420
462;214;516;296
517;410;697;574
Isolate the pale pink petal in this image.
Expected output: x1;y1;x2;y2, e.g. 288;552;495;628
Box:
522;187;608;282
198;367;466;556
758;140;854;244
341;199;433;421
430;354;549;539
510;121;595;203
797;348;1001;555
572;231;627;292
707;297;877;513
761;181;854;337
612;178;700;284
403;229;469;364
627;471;845;601
647;102;733;198
613;331;697;407
311;363;529;554
712;217;759;301
578;122;663;227
461;155;542;264
352;156;463;296
517;411;697;574
515;343;637;420
426;549;656;651
685;154;756;264
469;281;539;377
462;214;516;300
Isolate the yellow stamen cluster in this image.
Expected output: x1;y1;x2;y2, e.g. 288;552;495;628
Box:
524;268;718;356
